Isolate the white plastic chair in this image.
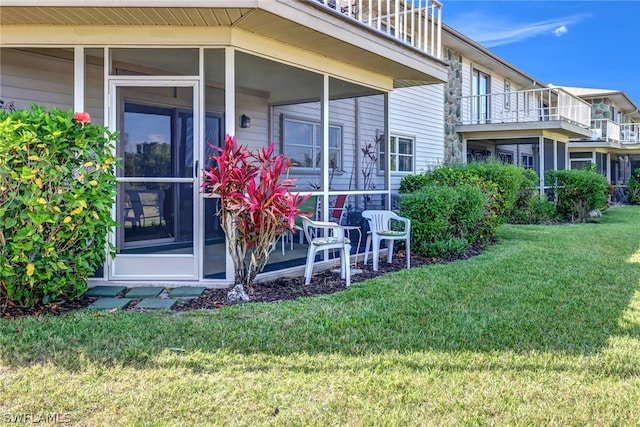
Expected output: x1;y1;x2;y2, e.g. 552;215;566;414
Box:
362;210;411;271
301;217;351;287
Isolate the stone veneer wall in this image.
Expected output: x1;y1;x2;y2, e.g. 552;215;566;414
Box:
590;98;612;119
444;48;463;163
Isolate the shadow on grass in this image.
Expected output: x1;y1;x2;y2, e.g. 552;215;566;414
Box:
2;207;640;370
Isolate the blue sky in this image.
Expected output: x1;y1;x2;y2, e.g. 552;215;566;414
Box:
442;0;640;104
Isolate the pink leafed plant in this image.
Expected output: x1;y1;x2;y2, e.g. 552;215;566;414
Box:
202;135;309;298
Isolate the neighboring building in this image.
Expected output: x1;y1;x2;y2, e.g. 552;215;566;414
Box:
438;24;593;194
555;87;640;190
0;0;447;286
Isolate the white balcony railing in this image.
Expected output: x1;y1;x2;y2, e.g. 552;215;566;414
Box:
317;0;443;59
459;87;592;129
620;123;640;144
590;119;620;142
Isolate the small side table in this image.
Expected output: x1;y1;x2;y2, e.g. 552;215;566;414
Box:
341;225;362;270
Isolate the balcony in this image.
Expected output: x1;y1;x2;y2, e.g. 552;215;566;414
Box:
620;123;640;145
590;119;620;142
317;0;443;59
459;87;591;129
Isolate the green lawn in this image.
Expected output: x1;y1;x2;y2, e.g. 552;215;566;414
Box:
2;206;640;426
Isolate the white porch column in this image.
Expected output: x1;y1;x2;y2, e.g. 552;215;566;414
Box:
224;47;235;281
321;74;330;222
606;153;611;183
553;140;558;170
73;47;85;112
225;47;235;136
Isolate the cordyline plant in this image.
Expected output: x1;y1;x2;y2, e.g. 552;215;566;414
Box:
202;135;308;299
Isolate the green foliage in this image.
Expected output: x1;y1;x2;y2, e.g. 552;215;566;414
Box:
400;160;533;223
400;185;490;257
0;105;118;307
626;168;640;205
546;167;609;223
507;193;560;224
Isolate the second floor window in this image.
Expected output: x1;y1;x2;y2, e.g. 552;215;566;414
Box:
472;69;490;123
283;116;342;171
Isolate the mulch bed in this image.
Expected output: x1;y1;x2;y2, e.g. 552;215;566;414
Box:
1;244;488;319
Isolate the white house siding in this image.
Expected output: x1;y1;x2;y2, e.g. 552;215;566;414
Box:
389;84;445;190
1;48;74;111
0;48;105;124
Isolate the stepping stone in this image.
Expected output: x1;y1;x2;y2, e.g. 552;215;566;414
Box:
125;287;164;298
84;286;127;298
135;298;177;310
168;287;206;298
88;298;132;310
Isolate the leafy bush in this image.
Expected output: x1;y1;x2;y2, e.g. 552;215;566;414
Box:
400;185;489;257
626;168;640;205
0;106;118;307
507;193;560;224
400;160;532;223
546;167;609;223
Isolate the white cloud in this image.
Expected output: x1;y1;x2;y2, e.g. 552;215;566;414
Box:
447;13;585;47
553;25;569;36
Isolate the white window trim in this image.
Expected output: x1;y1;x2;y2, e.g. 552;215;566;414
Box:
281;114;342;173
380;134;415;174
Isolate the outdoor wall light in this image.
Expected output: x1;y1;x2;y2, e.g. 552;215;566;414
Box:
240;114;251;128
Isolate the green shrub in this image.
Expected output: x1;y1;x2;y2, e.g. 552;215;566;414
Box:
0;105;118;307
400;161;532;224
626;168;640;205
546;167;609;223
400;185;490;257
507;193;560;224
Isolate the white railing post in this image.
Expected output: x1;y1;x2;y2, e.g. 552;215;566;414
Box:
436;3;442;59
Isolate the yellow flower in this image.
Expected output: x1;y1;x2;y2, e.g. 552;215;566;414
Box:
63;216;72;223
92;211;99;220
89;180;98;187
54;206;61;213
84;161;94;167
28;155;39;161
57;189;63;195
26;263;35;277
79;200;87;209
38;198;46;205
70;207;83;215
35;177;43;188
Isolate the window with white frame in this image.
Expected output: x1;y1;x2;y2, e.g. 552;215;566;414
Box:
380;135;415;173
522;154;534;169
282;116;342;171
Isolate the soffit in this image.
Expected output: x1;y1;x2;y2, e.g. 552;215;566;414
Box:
0;3;447;87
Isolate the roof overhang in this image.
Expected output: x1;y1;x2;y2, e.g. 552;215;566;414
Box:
441;23;546;90
0;1;448;88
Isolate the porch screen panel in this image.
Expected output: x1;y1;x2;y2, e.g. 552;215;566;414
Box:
110;48;198;76
236;51;324;271
202;48;227;280
544;139;554;171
